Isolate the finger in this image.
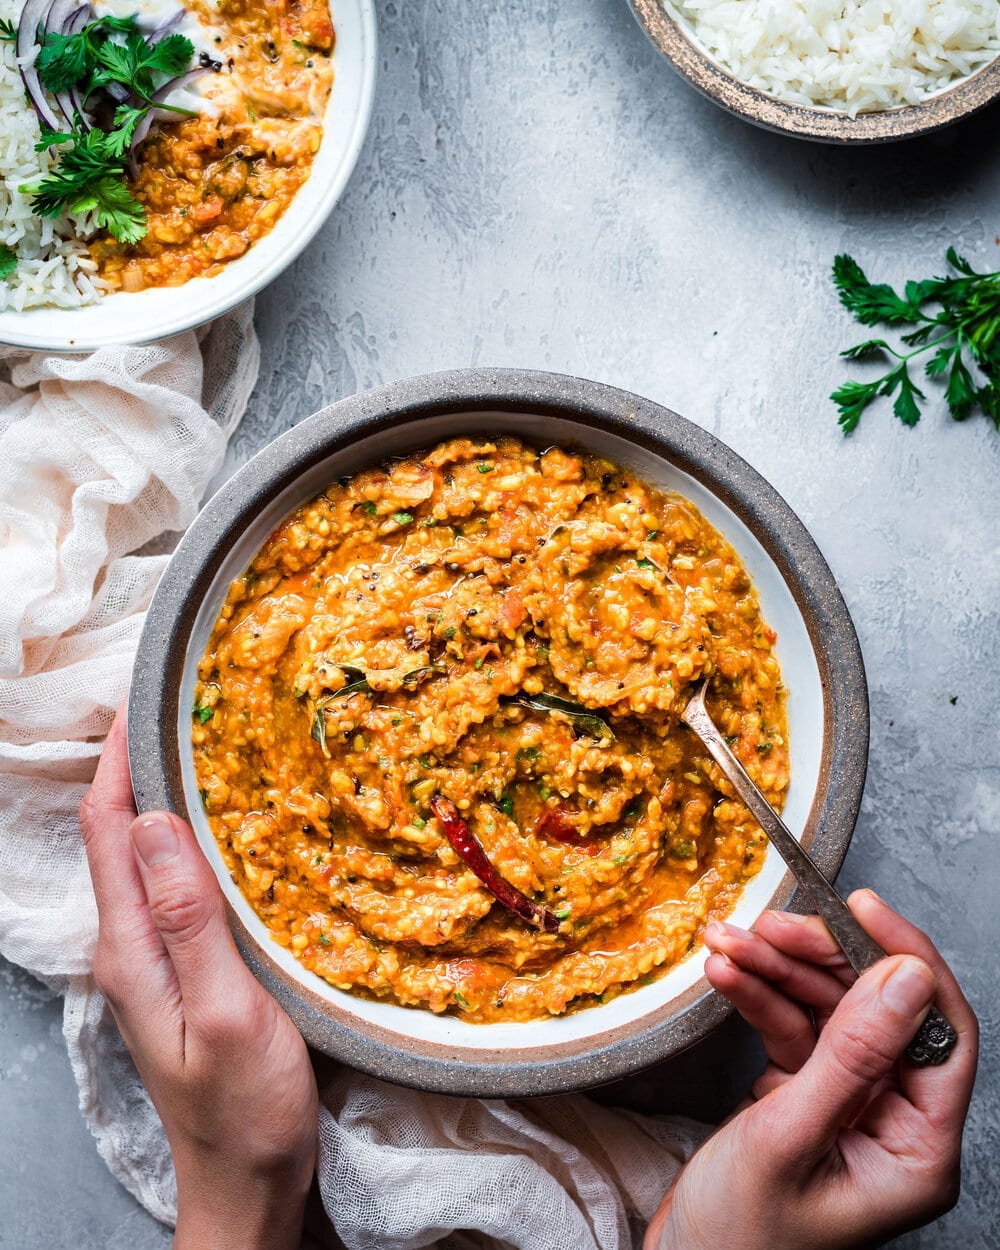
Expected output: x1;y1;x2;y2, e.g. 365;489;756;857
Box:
706;951;818;1073
848;891;978;1133
705;921;848;1013
752;1065;795;1100
79;707;146;937
766;953;938;1163
756;910;857;984
80;708;174;1011
131;810;257;1037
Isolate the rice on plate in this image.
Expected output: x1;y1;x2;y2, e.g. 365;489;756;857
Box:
666;0;1000;116
0;0;102;310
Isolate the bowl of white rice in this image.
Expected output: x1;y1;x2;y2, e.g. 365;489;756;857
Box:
628;0;1000;142
0;0;376;350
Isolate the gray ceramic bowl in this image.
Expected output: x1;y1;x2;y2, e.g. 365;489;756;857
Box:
129;368;869;1097
628;0;1000;144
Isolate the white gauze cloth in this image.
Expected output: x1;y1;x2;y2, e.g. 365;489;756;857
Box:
0;316;706;1248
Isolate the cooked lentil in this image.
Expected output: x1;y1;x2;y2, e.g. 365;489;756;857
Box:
193;437;789;1022
91;0;334;290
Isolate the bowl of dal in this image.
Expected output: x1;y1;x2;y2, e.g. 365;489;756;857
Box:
129;368;869;1096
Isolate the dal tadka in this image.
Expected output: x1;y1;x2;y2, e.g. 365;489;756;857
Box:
193;437;790;1022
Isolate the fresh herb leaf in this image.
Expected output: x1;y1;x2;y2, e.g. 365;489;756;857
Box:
361;500;377;516
193;703;213;725
833;254;925;326
832;250;1000;433
0;244;16;281
453;990;470;1009
505;690;615;742
91;29;195;107
36;30;99;93
839;337;891;361
392;511;414;526
0;17;16;42
476;463;493;473
496;792;514;818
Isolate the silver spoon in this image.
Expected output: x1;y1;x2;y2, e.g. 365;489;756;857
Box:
681;677;957;1066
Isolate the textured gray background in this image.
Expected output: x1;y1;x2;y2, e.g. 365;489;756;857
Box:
2;0;999;1246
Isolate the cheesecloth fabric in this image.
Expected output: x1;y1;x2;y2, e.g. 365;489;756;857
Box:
0;314;707;1249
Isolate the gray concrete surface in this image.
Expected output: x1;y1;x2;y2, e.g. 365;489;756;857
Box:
3;0;999;1245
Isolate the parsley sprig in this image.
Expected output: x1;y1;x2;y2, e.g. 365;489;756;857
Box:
20;13;196;244
831;250;1000;434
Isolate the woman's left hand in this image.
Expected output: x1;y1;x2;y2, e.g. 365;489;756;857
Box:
80;708;319;1250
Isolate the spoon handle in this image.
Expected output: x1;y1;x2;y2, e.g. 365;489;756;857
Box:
682;690;957;1067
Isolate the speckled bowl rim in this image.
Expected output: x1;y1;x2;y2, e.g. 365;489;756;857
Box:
129;367;869;1096
627;0;1000;144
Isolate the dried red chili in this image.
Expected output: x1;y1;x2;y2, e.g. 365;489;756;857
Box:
430;794;560;934
533;806;601;855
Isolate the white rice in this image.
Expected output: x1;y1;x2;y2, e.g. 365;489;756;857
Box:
1;0;104;311
667;0;1000;116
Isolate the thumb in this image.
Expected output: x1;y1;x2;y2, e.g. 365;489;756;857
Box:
769;953;937;1159
130;811;247;1016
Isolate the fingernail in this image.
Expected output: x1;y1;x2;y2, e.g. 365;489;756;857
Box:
853;887;883;906
768;909;811;924
705;921;743;943
880;957;936;1017
131;815;179;867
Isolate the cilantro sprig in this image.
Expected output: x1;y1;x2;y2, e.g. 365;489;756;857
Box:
0;16;17;42
831;250;1000;434
0;244;17;281
19;12;196;244
29;127;147;242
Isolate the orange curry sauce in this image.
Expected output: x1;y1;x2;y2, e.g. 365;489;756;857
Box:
193;439;789;1022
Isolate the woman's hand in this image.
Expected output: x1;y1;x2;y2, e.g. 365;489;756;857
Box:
80;709;319;1250
645;891;978;1250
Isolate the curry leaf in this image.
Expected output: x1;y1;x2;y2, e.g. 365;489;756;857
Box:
504;691;615;742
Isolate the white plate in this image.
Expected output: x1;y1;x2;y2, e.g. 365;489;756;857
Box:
0;0;377;351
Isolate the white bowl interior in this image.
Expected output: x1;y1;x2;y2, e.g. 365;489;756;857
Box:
179;410;824;1050
0;0;376;351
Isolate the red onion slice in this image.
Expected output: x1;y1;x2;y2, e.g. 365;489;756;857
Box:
46;0;82;126
61;4;88;35
16;0;64;134
52;3;96;129
147;9;184;46
45;0;75;37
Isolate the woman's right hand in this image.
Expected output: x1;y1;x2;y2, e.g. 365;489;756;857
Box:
646;890;978;1250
